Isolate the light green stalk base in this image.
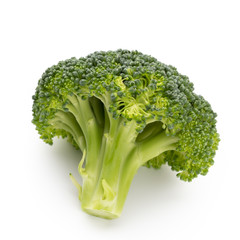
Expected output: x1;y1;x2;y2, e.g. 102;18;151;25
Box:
84;208;120;219
79;120;140;219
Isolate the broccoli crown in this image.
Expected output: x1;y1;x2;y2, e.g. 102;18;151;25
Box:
32;49;219;182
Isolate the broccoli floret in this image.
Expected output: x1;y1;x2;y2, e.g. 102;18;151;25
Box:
32;49;220;219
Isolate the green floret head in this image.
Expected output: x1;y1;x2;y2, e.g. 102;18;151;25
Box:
32;49;220;219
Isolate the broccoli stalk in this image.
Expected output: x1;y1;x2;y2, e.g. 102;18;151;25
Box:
32;50;219;219
55;94;178;218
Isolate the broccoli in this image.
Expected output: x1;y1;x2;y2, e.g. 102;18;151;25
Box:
32;49;220;219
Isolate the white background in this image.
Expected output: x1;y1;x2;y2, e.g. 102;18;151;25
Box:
0;0;239;239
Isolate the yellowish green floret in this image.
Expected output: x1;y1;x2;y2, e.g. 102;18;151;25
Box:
32;49;220;219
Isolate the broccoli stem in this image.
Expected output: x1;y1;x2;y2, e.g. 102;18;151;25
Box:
81;118;138;219
59;95;178;219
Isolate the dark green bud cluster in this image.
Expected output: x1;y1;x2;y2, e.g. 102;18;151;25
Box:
32;49;220;181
